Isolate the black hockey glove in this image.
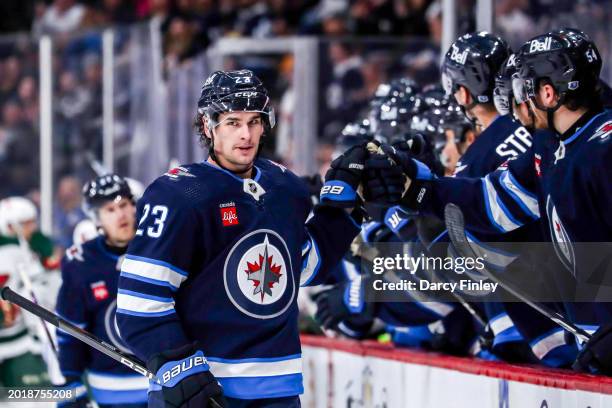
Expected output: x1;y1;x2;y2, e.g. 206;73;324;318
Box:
320;144;368;208
312;277;374;338
300;174;324;206
57;377;93;408
147;343;226;408
364;143;435;211
573;322;612;375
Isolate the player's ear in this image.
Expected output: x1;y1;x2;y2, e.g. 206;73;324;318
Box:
454;86;470;106
537;83;557;108
464;130;476;147
202;117;212;140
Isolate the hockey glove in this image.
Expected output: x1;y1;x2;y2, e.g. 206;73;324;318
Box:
147;343;226;408
383;205;417;241
300;174;324;206
364;143;434;211
312;277;374;338
573;322;612;375
57;377;93;408
320;144;368;208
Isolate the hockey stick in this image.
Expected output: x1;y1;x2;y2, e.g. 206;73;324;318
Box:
0;287;224;408
13;225;57;356
443;203;591;343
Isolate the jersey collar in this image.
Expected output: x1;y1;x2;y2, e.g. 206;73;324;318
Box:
201;160;262;183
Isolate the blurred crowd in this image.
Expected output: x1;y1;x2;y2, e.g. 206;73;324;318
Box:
0;0;609;248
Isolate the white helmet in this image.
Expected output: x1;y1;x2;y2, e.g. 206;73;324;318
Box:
72;219;99;246
125;177;145;202
0;197;38;236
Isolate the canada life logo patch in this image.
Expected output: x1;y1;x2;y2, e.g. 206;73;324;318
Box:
91;281;109;301
223;229;295;319
220;201;239;226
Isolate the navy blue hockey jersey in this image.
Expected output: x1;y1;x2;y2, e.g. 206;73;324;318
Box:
57;236;148;405
453;115;532;178
116;159;359;400
426;109;612;335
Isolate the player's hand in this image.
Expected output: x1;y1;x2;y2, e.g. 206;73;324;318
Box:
0;300;19;327
320;144;368;208
57;377;93;408
147;343;226;408
573;322;612;375
364;142;434;211
312;277;374;338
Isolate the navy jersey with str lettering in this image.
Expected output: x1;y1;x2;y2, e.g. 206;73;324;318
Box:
426;110;612;336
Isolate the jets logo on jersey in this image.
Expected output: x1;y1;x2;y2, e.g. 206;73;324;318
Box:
546;196;576;276
104;299;133;354
91;281;109;301
588;121;611;142
65;244;84;262
165;166;196;180
268;159;287;173
224;229;295;319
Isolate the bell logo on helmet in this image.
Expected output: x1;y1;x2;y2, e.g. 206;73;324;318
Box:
506;54;516;67
528;37;553;53
449;45;468;65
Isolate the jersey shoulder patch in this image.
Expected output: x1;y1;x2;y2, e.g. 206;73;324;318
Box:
587;120;612;143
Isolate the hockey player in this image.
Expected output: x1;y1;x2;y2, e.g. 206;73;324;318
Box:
363;30;612;373
0;197;51;389
56;174;148;407
116;69;368;407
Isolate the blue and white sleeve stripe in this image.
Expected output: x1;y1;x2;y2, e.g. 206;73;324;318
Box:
117;256;186;318
499;170;539;219
481;175;522;233
120;255;188;290
300;233;321;287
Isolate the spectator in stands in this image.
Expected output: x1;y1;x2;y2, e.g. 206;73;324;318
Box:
0;56;21;107
0;99;39;197
53;175;86;249
17;76;38;126
322;41;364;139
36;0;86;35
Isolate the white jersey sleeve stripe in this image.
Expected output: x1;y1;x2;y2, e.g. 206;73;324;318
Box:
121;257;187;290
208;355;302;378
482;175;522;233
116;291;175;316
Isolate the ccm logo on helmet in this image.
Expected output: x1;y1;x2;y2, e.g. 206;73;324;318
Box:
450;45;468;65
233;91;260;98
321;185;344;195
528;37;553;53
162;356;208;384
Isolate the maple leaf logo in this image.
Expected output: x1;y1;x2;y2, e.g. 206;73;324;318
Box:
244;235;283;302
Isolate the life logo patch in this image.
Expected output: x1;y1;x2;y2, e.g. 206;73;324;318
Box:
91;281;109;301
220;202;239;226
223;229;295;319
